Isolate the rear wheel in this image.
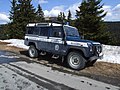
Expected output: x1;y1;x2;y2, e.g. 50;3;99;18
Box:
28;45;39;58
67;51;86;70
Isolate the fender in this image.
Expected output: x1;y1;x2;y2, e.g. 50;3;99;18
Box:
66;46;89;58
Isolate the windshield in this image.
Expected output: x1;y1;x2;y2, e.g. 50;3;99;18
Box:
64;26;80;37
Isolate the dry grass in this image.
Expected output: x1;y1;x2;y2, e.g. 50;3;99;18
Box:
81;62;120;78
0;41;24;53
0;41;10;45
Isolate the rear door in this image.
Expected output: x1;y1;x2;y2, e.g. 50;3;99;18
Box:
38;27;49;51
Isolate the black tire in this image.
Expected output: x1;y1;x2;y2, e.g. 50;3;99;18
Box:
28;45;39;58
67;51;86;70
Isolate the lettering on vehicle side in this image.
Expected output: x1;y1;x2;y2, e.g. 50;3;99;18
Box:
67;41;88;47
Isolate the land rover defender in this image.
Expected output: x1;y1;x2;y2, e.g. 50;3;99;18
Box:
24;23;103;70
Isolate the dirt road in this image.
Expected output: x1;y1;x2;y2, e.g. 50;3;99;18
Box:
0;50;119;90
0;41;120;87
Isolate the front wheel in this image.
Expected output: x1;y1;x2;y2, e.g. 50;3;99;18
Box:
28;45;39;58
67;51;86;70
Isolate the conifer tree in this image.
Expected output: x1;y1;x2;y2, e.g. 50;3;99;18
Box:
57;12;66;23
57;12;62;22
4;0;37;39
9;0;17;22
63;12;66;21
75;0;111;44
7;0;19;39
36;4;45;22
67;10;72;25
16;0;36;38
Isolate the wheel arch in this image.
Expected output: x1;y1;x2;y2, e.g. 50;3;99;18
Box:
28;42;36;47
66;48;85;58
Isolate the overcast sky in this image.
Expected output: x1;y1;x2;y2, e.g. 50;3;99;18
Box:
0;0;120;24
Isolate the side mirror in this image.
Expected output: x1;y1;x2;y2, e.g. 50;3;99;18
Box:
79;32;84;39
62;33;67;45
64;40;67;45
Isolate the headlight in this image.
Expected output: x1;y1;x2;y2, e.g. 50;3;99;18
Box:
96;45;102;53
88;43;93;52
89;45;93;52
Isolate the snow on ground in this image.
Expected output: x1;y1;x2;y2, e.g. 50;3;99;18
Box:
0;39;120;64
98;45;120;64
1;39;29;49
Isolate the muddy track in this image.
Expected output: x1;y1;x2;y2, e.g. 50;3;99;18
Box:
0;42;120;87
2;64;74;90
28;55;120;87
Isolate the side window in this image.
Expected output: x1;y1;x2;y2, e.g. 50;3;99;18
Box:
40;27;49;36
50;27;62;38
27;27;34;34
33;27;40;35
27;27;40;35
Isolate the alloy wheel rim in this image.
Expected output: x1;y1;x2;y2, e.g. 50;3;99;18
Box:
70;55;80;67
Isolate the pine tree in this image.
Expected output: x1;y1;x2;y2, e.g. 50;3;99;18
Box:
4;0;37;39
57;12;62;22
17;0;36;22
36;4;45;22
75;0;111;44
57;12;66;23
9;0;17;22
8;0;19;39
63;12;66;21
16;0;36;38
67;10;72;25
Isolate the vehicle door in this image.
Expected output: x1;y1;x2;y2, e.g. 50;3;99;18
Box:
49;26;64;54
38;27;49;51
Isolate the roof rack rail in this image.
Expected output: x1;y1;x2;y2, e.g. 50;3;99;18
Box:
27;20;66;27
37;23;49;26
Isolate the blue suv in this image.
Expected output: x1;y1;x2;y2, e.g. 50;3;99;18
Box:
24;23;103;70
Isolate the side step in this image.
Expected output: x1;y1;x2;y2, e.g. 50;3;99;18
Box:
52;55;59;59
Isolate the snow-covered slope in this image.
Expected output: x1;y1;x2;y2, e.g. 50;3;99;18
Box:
98;45;120;64
1;39;120;64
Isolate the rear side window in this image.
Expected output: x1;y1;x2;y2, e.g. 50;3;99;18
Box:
40;27;49;36
50;26;62;38
27;27;40;35
27;27;34;34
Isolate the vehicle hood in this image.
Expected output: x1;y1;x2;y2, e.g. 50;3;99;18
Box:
66;36;100;45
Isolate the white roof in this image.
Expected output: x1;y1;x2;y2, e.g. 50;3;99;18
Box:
27;23;62;27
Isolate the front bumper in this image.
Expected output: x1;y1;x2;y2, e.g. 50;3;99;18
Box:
89;53;103;61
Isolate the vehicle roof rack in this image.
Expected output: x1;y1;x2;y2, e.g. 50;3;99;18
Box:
27;20;66;27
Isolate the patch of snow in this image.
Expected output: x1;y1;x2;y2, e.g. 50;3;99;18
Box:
98;45;120;64
1;39;29;50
